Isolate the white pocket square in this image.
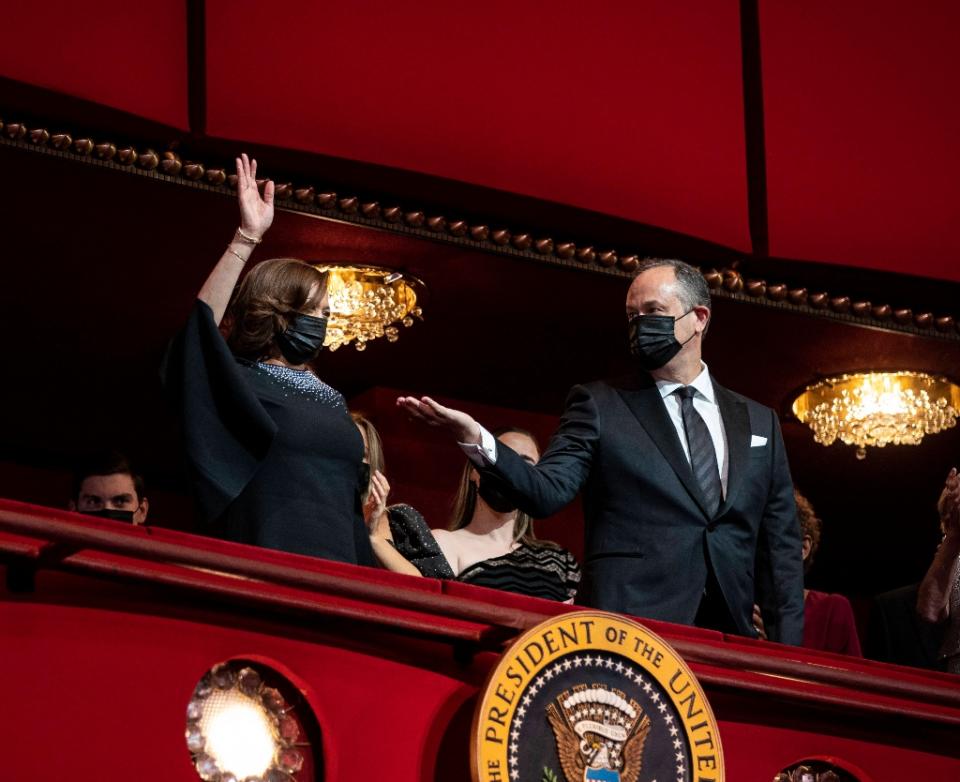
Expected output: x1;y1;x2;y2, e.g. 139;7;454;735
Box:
750;435;768;447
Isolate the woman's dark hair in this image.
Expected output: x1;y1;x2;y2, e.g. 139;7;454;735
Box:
448;426;555;547
226;258;328;360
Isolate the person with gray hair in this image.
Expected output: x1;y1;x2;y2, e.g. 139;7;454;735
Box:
399;258;804;643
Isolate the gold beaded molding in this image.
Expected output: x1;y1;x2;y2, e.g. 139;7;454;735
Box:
2;115;958;341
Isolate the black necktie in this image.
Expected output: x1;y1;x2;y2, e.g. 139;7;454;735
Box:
675;386;723;516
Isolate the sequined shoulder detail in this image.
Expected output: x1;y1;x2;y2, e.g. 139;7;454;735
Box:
245;360;346;408
387;504;455;579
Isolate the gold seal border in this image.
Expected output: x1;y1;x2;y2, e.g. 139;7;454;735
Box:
471;611;725;782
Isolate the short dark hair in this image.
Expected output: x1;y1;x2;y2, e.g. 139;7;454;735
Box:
72;450;145;502
227;258;329;360
634;258;711;311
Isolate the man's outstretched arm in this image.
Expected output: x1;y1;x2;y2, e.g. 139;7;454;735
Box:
397;385;601;518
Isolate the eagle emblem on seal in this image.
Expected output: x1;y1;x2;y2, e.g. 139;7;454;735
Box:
546;683;651;782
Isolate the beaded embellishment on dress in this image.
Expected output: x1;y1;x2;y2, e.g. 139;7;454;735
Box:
252;361;346;408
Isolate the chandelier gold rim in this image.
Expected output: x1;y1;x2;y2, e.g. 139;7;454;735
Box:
310;263;426;351
789;370;960;457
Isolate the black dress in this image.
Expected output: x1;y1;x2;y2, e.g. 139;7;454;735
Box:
387;504;456;579
458;544;581;602
163;300;374;566
388;504;580;601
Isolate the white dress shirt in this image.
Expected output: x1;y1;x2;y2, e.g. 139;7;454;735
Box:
460;362;729;497
654;362;729;497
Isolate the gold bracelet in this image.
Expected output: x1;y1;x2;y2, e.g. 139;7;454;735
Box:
235;227;262;245
226;246;249;263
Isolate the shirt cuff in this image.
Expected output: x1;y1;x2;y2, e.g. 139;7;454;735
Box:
458;425;498;466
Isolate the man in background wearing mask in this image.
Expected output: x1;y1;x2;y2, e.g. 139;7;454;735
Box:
6;451;147;593
399;258;804;644
69;451;149;526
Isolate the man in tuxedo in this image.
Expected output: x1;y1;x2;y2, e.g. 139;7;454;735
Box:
399;259;804;644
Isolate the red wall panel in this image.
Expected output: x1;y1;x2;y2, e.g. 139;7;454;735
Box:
762;1;960;281
205;0;751;251
0;600;470;782
0;1;189;129
3;556;960;782
7;2;960;283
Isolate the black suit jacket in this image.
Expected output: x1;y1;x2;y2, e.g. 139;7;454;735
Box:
482;373;805;644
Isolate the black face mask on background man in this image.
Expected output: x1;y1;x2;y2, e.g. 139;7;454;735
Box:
276;313;328;365
84;508;137;523
628;309;696;371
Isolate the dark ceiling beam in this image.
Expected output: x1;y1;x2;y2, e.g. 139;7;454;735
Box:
739;0;770;260
186;0;207;138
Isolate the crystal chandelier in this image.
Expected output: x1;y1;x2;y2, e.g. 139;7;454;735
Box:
313;264;425;351
791;371;960;459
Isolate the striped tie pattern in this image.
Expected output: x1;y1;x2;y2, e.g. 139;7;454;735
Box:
675;386;723;517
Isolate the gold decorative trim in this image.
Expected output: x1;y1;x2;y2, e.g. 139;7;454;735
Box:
2;114;957;341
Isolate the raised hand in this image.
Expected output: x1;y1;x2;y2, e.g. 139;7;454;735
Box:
938;467;960;534
363;470;391;534
236;152;274;240
396;395;481;445
752;604;768;641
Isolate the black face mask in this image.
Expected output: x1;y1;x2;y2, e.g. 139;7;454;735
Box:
276;313;328;365
476;477;517;514
628;310;696;371
85;507;136;523
358;462;371;491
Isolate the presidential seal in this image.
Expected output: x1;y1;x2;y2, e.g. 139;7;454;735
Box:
472;612;723;782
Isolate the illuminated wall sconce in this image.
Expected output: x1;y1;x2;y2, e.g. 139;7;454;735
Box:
186;661;314;782
791;371;960;459
774;758;860;781
313;264;425;351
